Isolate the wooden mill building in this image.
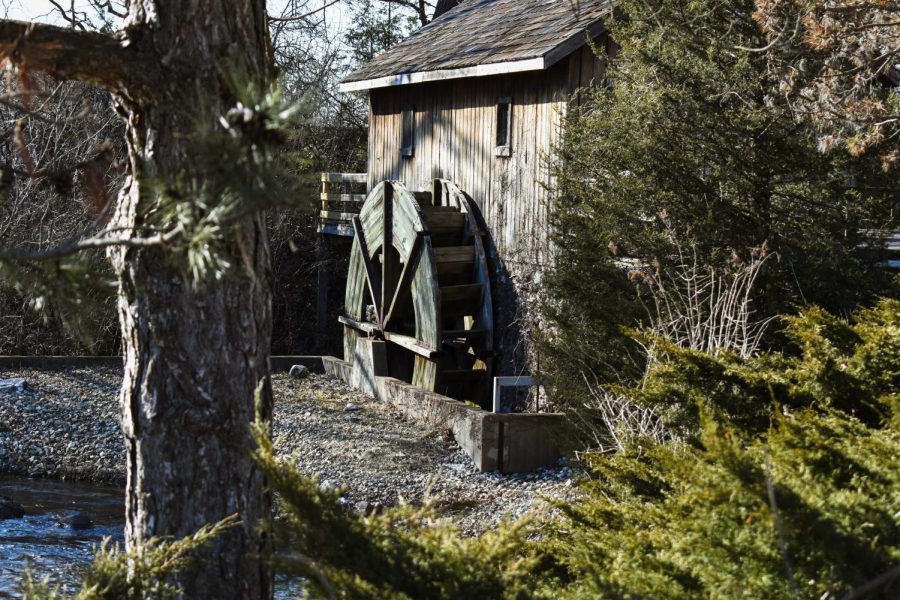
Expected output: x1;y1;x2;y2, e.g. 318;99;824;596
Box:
332;0;614;385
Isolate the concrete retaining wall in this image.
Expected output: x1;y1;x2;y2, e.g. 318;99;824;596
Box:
323;355;565;472
0;356;123;369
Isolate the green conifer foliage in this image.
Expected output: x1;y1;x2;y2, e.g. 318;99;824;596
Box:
21;518;238;600
549;299;900;599
249;419;549;599
541;0;897;409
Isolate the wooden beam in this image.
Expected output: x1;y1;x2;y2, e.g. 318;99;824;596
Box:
321;172;368;183
424;211;466;234
321;193;367;203
339;314;378;334
434;245;475;263
442;328;489;347
383;233;424;332
339;315;440;360
440;283;485;318
383;331;441;359
432;179;443;206
352;216;382;324
320;210;361;221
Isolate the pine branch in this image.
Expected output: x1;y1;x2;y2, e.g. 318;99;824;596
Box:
0;20;160;100
0;225;183;262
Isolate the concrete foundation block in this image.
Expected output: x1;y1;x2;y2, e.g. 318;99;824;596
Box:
350;338;388;397
495;414;564;472
374;375;566;472
322;356;353;382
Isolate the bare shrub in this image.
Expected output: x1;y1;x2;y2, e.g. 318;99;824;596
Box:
574;233;775;452
0;74;125;354
638;236;775;363
573;376;672;455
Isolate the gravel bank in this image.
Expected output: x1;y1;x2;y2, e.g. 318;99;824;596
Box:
0;368;579;534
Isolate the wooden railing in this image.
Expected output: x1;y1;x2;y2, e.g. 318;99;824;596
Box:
317;172;367;237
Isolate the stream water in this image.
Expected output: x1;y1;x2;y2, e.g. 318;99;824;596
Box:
0;477;302;598
0;476;124;597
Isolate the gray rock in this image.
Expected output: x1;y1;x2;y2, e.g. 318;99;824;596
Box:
344;403;361;412
0;496;24;519
289;365;310;379
62;512;93;530
0;378;27;393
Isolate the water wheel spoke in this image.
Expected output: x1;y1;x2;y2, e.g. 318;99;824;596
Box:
338;314;378;334
351;216;382;326
381;183;394;322
383;234;424;332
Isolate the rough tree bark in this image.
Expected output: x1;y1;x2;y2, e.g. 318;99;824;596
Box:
0;3;275;599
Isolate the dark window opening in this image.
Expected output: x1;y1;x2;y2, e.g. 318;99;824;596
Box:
495;97;512;157
401;109;415;157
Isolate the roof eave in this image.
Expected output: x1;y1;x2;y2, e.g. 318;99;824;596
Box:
338;19;607;93
338;56;545;93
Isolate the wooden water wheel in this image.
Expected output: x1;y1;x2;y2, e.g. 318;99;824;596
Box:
340;179;494;406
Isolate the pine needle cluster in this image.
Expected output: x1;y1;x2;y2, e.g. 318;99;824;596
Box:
250;418;548;599
140;70;302;289
20;517;238;600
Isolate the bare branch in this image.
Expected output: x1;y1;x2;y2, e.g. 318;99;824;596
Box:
268;0;342;24
379;0;434;26
640;224;775;362
93;0;127;19
733;13;801;53
0;20;159;100
578;374;671;453
47;0;88;31
841;564;900;600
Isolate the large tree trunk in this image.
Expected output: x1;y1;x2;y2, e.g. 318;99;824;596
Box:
0;3;274;596
109;2;273;598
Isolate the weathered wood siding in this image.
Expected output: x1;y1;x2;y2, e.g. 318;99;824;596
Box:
368;40;607;271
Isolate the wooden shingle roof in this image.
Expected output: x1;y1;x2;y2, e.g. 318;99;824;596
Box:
339;0;613;92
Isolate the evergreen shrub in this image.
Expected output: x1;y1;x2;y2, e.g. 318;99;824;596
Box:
548;299;900;599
